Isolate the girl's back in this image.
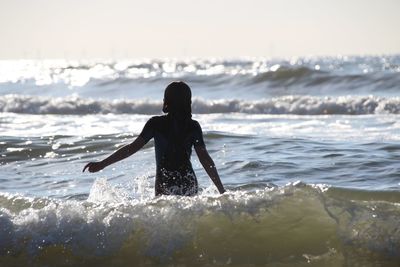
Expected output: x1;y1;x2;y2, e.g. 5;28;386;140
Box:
139;114;205;196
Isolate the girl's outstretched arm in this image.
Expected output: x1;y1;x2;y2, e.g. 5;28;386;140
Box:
195;146;225;194
83;136;146;173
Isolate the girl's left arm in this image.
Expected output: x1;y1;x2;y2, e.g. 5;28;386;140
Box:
83;136;146;173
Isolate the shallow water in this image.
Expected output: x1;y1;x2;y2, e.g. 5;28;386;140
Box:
0;56;399;266
0;185;399;266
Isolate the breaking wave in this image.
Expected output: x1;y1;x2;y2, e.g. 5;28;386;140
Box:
1;57;400;103
1;57;400;89
1;94;399;115
0;183;399;266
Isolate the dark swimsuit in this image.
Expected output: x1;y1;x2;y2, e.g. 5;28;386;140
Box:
139;115;205;196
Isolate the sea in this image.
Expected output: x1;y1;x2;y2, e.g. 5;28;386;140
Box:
0;55;399;266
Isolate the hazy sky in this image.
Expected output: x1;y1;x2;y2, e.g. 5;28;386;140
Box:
0;0;399;59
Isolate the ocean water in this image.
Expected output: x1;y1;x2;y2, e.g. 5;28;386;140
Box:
0;56;399;266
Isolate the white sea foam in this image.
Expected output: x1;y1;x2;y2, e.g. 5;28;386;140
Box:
0;184;399;265
1;94;399;115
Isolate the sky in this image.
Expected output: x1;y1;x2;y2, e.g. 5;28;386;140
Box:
0;0;399;59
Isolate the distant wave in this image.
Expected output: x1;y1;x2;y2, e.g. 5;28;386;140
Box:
1;94;399;115
1;57;399;93
0;184;399;266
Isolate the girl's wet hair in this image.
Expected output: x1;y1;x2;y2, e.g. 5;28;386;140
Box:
163;81;192;118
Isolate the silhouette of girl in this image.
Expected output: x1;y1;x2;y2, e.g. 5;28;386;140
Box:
83;81;225;196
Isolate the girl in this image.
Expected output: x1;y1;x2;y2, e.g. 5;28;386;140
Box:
83;81;225;196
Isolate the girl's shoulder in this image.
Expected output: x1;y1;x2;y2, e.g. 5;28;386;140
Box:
147;115;167;123
190;118;201;126
146;116;202;132
189;119;203;132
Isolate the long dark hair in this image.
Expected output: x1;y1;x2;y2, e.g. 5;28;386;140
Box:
162;81;193;169
162;81;192;119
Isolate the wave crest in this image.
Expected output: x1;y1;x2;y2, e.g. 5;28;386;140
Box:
1;94;399;115
0;184;399;266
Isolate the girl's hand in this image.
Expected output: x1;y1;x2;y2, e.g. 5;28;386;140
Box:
82;161;105;173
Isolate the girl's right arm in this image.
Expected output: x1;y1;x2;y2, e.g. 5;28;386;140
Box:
195;145;225;194
83;136;146;173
